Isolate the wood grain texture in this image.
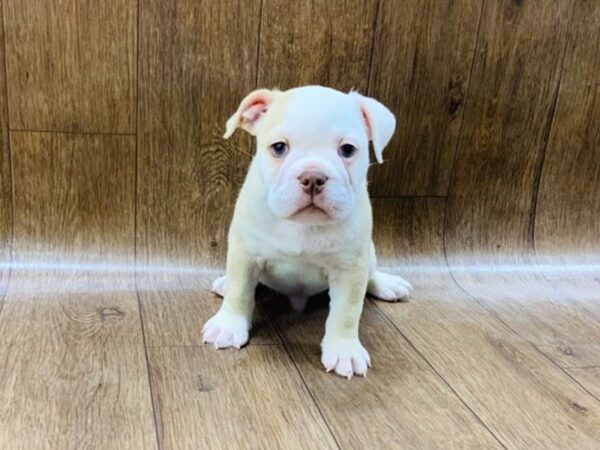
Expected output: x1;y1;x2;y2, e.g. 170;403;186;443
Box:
368;0;482;196
372;198;600;449
381;272;600;448
265;265;500;447
534;0;600;264
452;271;600;369
137;0;260;268
258;0;376;92
529;274;600;368
138;273;276;347
11;132;135;264
439;0;600;369
3;0;136;133
0;271;157;449
372;197;446;268
445;0;573;264
148;345;337;450
0;1;12;300
568;367;600;401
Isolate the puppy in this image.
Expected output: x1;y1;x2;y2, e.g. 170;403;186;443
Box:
203;85;412;378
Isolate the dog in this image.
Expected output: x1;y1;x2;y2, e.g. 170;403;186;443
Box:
202;85;412;378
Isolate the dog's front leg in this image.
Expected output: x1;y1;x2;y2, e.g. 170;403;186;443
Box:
202;235;260;349
322;254;371;379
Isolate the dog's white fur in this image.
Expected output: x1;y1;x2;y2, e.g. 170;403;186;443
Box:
202;86;412;378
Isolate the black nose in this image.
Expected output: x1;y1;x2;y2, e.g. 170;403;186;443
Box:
299;170;328;195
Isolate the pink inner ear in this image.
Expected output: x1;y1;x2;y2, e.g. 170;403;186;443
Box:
360;107;373;140
242;100;268;125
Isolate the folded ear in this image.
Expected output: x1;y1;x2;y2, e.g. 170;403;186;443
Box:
224;89;278;139
349;92;396;163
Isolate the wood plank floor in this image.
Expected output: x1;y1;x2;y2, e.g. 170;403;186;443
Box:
0;270;156;449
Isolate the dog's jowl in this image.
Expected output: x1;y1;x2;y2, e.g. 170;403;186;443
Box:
202;85;412;379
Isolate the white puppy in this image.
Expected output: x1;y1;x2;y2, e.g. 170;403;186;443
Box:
202;85;412;378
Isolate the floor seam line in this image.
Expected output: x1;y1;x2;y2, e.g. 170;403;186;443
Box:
134;271;164;450
443;268;600;406
371;299;509;450
263;298;343;450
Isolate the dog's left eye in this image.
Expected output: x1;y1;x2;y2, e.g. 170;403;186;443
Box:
270;142;288;157
339;144;357;159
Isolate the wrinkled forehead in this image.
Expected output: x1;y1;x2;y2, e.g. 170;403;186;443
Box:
260;88;366;144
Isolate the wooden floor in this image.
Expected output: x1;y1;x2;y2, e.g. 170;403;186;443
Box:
1;201;599;450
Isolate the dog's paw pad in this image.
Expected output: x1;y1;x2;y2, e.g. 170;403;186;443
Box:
368;271;412;302
202;309;249;349
321;339;371;379
211;275;226;297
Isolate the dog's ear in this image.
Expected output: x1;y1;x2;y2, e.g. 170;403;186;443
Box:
349;92;396;163
224;89;278;139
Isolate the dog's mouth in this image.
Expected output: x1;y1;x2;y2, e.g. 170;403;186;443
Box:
290;203;330;221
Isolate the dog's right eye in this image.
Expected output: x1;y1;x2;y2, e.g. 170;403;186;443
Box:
270;142;288;157
339;143;357;159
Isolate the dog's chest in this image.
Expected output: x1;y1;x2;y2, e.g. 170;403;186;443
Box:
246;220;350;257
244;223;346;296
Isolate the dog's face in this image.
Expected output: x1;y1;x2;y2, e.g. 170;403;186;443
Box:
224;86;395;224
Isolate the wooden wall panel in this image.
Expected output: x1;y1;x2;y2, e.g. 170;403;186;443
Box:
372;197;446;267
0;2;12;296
258;0;376;92
0;0;594;271
534;0;600;264
137;0;260;268
11;132;135;264
445;0;573;265
3;0;136;133
369;0;482;196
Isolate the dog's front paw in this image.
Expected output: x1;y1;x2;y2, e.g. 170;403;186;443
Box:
321;338;371;379
202;309;250;349
368;271;412;301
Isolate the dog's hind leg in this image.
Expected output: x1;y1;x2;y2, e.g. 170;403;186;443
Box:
367;271;412;301
367;242;412;301
211;275;226;297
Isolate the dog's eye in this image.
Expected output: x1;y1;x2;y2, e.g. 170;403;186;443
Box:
339;144;357;159
270;142;288;157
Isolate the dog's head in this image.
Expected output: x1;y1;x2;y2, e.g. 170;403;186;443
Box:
224;86;395;224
